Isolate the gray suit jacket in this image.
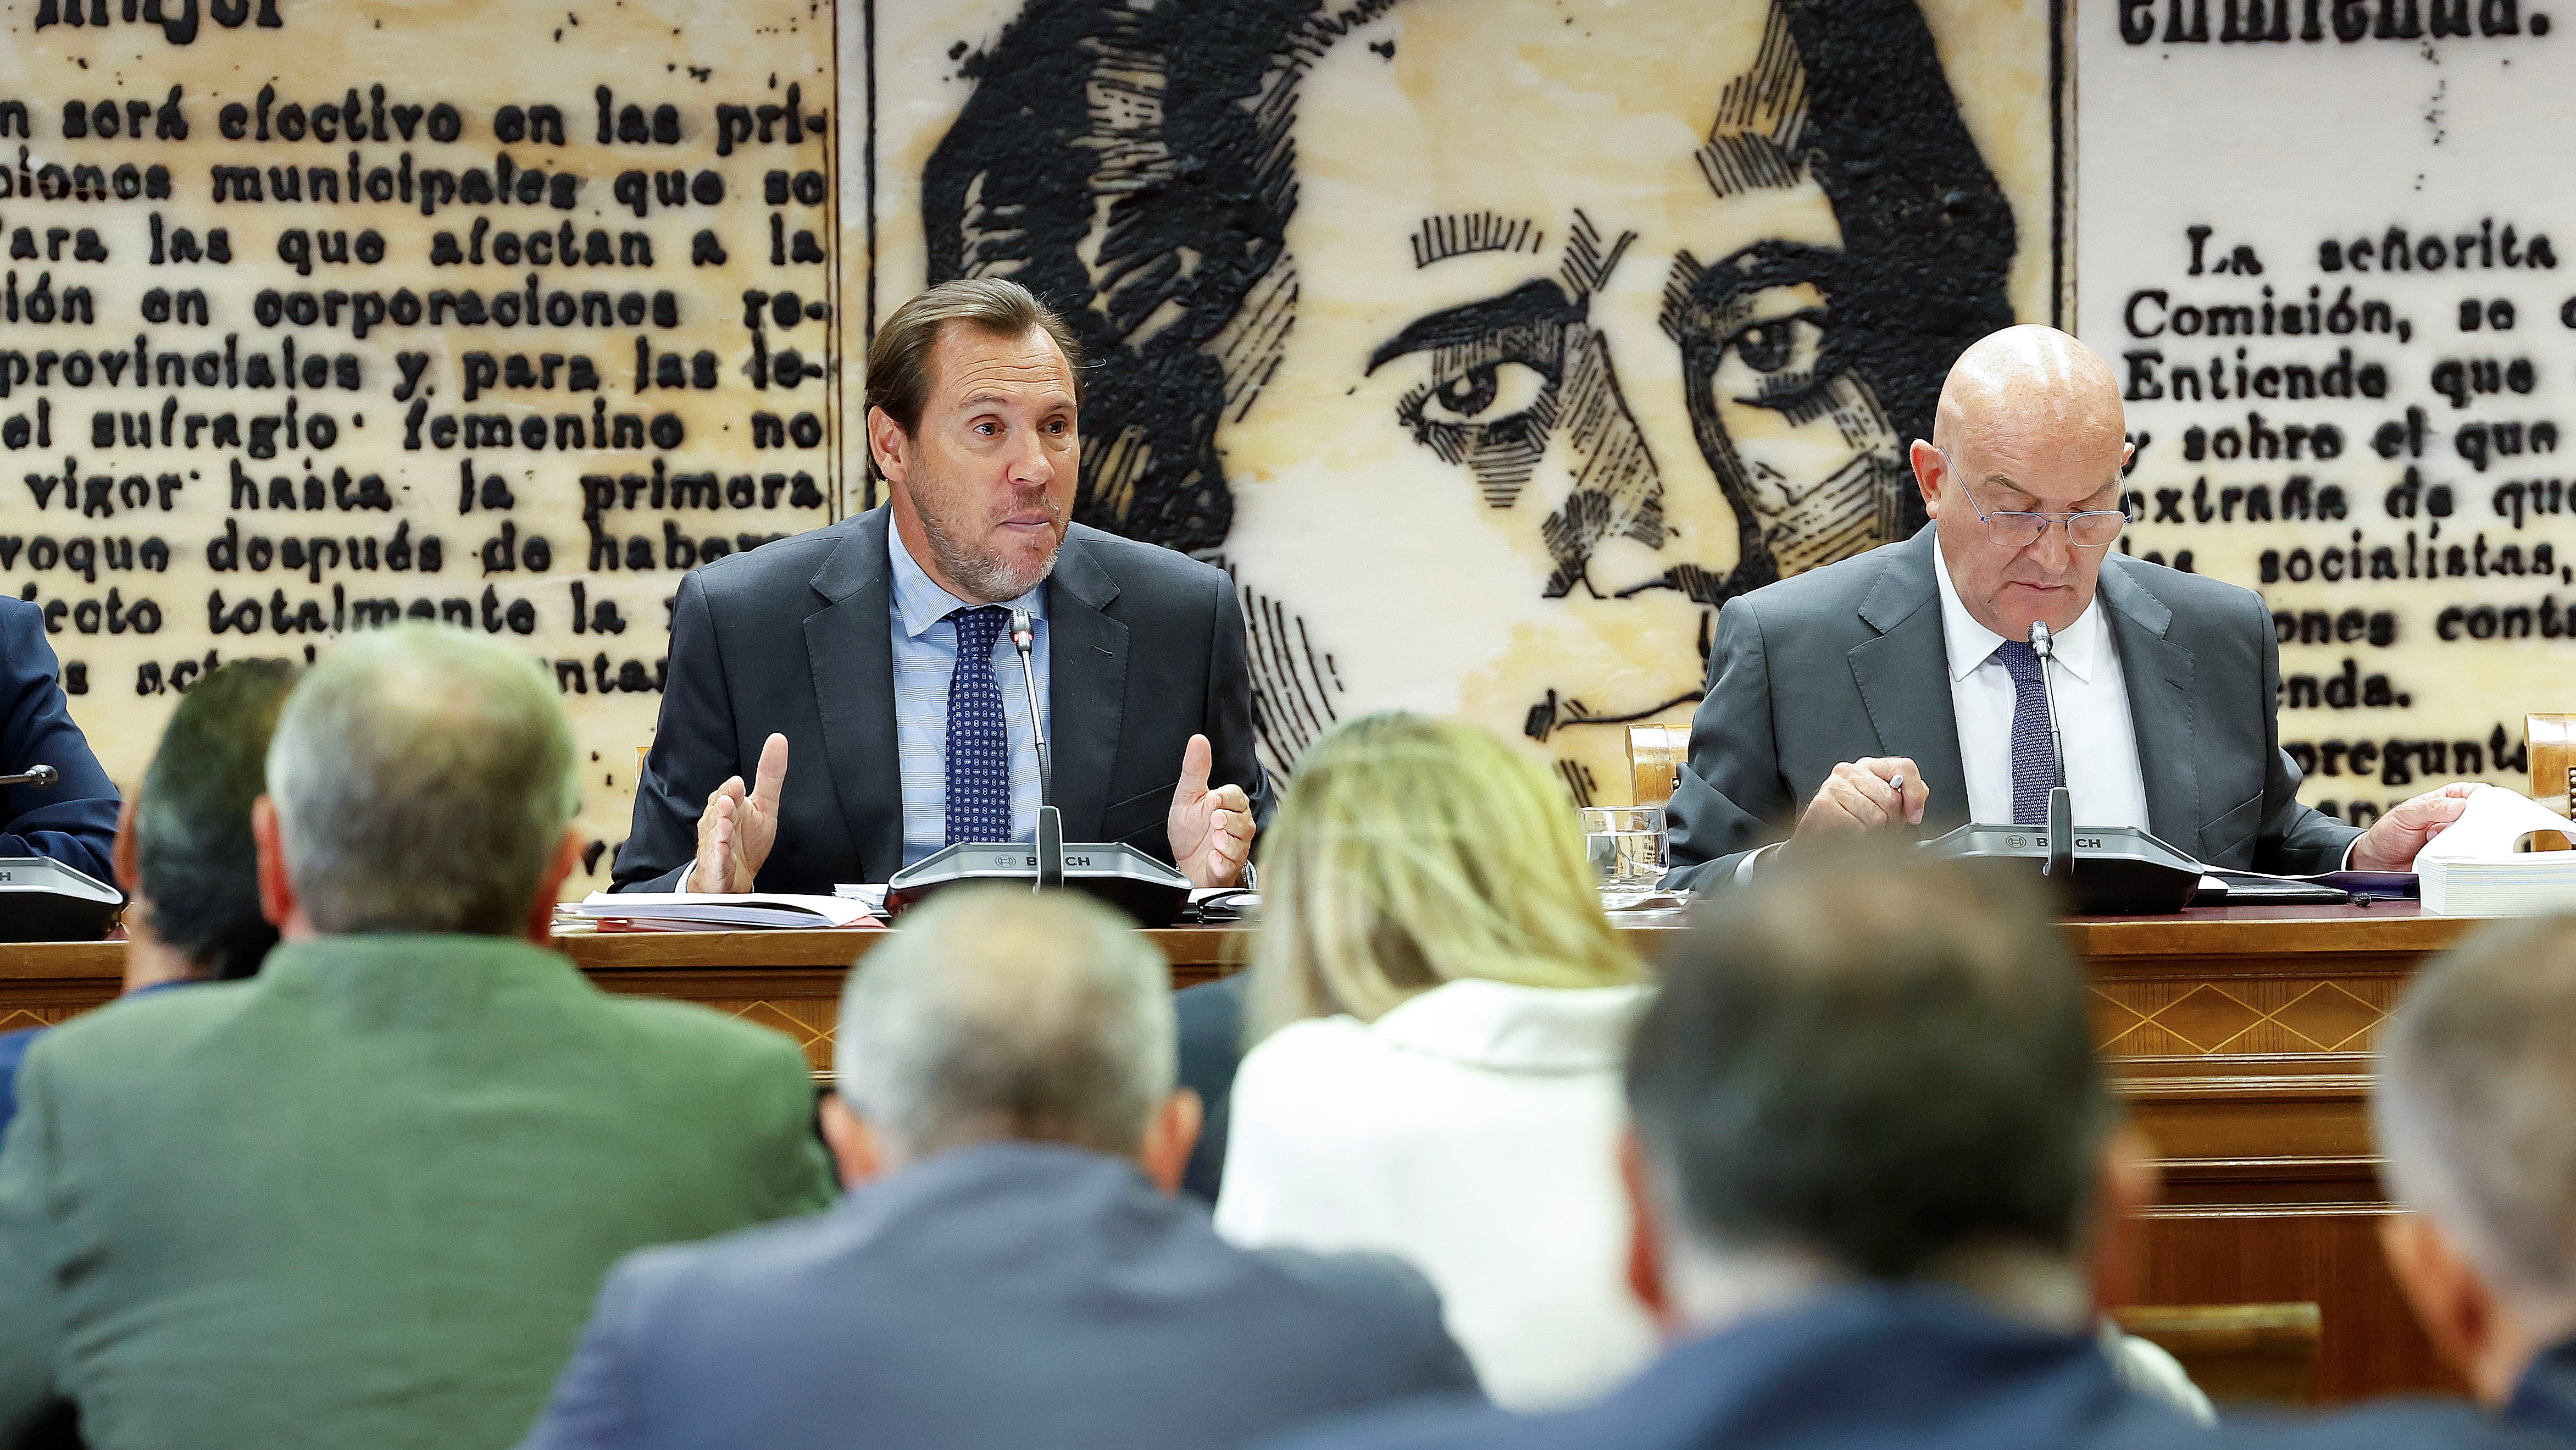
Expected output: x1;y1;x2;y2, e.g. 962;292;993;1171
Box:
1665;525;2360;890
613;507;1273;893
516;1142;1482;1450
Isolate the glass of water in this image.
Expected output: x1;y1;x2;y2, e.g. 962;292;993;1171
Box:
1581;806;1668;890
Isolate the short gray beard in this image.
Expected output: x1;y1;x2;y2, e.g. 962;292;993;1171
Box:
919;503;1062;604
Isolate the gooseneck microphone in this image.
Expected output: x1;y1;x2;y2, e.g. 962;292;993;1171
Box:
0;764;59;789
2027;622;2074;879
1008;609;1063;891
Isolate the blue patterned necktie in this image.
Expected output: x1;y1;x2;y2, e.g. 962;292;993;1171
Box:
944;605;1013;846
1992;639;2057;827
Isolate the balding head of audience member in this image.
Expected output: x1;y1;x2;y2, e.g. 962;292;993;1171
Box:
254;623;582;943
1624;842;2153;1334
824;887;1202;1191
2375;917;2576;1405
1908;324;2135;642
112;657;299;992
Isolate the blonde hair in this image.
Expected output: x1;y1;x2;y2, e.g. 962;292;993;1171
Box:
1248;712;1645;1036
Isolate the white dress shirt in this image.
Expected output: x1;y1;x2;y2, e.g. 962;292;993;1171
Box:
1933;549;2151;830
1213;980;1659;1410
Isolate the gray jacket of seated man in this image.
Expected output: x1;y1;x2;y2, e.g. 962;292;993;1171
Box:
516;1143;1478;1450
1664;524;2361;891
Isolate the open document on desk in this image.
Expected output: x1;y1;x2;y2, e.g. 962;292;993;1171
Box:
565;893;885;931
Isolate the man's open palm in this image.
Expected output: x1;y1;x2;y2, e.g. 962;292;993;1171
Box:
1167;733;1254;888
692;733;789;893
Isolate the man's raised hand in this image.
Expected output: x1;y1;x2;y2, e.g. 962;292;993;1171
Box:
1167;733;1255;888
691;732;790;893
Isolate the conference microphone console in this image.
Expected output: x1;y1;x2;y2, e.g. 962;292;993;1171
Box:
0;856;124;942
1922;822;2202;915
0;762;125;940
885;839;1193;926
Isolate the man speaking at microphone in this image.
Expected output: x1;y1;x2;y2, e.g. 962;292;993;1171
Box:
1664;325;2472;892
613;279;1267;895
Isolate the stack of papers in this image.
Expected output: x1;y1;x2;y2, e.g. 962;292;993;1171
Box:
2416;789;2576;916
568;892;883;931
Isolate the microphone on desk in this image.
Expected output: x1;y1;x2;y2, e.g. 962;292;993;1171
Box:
1009;608;1064;892
0;764;59;790
2028;622;2074;879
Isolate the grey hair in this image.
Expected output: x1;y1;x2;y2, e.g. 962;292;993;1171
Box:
835;887;1174;1159
2376;916;2576;1323
264;623;580;935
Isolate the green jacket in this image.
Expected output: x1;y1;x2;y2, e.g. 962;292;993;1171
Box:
0;933;836;1450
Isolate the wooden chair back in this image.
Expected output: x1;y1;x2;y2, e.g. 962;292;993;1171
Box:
1628;724;1688;807
2530;713;2576;850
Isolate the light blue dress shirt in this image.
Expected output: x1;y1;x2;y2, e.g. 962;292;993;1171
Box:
887;524;1051;868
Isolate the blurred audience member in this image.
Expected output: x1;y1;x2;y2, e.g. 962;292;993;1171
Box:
2378;915;2576;1432
1266;844;2517;1450
0;659;299;1143
0;624;833;1450
518;886;1478;1450
1214;712;1654;1408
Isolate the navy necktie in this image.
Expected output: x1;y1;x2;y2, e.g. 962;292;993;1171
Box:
1992;639;2056;827
945;605;1012;846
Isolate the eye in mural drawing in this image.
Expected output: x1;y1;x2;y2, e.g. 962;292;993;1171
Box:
1712;308;1833;412
1415;358;1552;429
1371;279;1577;508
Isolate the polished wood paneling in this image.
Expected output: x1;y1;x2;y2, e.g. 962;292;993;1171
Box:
2139;1213;2461;1402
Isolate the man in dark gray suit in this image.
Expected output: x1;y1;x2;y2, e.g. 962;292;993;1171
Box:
614;278;1268;894
516;887;1480;1450
1666;325;2472;891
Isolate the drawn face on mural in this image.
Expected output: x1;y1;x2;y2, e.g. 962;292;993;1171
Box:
1246;0;1916;602
921;0;2015;790
1217;0;1913;779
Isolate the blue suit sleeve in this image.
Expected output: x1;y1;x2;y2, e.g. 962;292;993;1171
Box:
1663;598;1792;892
0;600;119;883
514;1252;654;1450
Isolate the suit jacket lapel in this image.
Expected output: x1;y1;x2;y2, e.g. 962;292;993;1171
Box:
1847;527;1970;828
1043;533;1127;838
804;509;904;877
2097;557;2201;852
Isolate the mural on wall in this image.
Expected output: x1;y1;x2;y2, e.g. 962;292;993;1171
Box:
859;0;2064;799
42;0;2541;875
0;0;840;889
2080;0;2576;825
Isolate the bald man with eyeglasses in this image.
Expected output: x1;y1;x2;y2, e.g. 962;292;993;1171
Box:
1663;325;2474;891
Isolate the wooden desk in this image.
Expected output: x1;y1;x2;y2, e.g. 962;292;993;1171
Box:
0;904;2480;1402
